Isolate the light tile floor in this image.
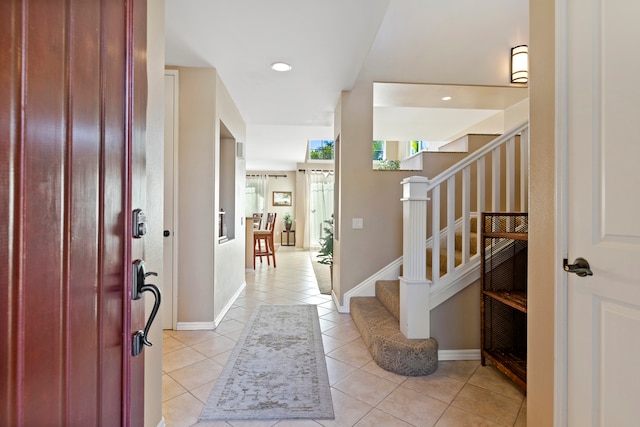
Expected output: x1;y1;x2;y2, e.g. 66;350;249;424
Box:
162;247;527;427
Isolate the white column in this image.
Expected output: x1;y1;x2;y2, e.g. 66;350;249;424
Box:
399;176;431;339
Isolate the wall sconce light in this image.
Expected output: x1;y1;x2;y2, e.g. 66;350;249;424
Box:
511;45;529;84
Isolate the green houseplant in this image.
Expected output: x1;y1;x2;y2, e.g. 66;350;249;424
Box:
317;216;333;266
283;212;293;231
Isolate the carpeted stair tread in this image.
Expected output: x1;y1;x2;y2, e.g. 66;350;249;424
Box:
375;280;400;320
402;217;481;278
350;296;438;376
455;232;478;255
483;215;525;233
426;247;464;274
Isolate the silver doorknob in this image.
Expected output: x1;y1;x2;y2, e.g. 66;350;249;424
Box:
563;257;593;277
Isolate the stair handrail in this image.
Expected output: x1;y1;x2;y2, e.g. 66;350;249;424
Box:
400;121;529;339
425;121;529;192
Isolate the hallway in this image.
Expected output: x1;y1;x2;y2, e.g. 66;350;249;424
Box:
161;247;526;426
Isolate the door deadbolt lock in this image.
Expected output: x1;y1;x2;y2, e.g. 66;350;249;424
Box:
132;209;147;238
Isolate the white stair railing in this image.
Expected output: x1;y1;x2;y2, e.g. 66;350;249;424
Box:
400;122;529;339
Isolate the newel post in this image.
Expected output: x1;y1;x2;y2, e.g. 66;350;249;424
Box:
399;176;431;339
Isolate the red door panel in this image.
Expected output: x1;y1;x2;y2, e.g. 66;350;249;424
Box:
0;1;147;425
127;0;149;425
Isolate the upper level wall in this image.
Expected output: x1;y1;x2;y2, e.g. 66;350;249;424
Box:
505;98;529;129
334;85;526;306
334;81;421;305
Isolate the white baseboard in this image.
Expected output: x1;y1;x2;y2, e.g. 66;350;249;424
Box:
176;321;215;331
438;349;481;361
340;257;402;313
332;290;348;313
214;281;247;326
175;282;246;331
156;417;165;427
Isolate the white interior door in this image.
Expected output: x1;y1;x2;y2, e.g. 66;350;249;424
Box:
561;0;640;425
163;70;179;329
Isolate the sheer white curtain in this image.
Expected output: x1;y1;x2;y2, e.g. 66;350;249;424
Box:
245;174;268;219
305;170;334;249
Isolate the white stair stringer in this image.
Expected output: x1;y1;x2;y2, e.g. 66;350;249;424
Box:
340;254;481;313
430;255;481;309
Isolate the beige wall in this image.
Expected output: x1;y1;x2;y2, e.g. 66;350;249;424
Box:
333;90;525;293
246;171;297;244
431;281;481;349
295;171;307;248
171;67;217;323
267;172;296;242
456;98;530;141
145;2;164;426
214;72;247;322
334;65;529;307
335;83;486;350
166;66;246;325
528;0;555;424
334;81;421;306
438;135;470;152
505;98;530;129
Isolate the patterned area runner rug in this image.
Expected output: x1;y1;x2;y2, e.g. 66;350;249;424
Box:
199;304;334;421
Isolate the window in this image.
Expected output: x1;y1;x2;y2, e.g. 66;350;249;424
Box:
372;140;385;161
309;140;334;160
245;175;267;218
410;140;429;155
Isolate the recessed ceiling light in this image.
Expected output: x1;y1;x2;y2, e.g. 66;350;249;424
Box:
271;62;292;72
441;96;452;101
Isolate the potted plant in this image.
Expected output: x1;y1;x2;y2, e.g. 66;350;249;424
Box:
283;212;293;231
317;216;333;267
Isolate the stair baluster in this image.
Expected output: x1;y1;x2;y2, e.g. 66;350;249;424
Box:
401;121;530;338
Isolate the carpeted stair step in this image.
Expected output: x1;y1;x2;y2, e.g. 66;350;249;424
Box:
404;217;483;279
426;247;463;271
455;232;478;256
350;296;438;376
375;280;400;321
483;214;525;233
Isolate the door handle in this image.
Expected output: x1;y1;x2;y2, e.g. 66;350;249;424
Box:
132;282;161;356
132;259;157;300
563;257;593;277
132;260;162;356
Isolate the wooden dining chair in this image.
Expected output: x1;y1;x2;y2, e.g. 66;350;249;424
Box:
253;213;276;268
252;213;263;230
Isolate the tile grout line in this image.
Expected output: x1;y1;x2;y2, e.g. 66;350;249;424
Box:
161;248;525;427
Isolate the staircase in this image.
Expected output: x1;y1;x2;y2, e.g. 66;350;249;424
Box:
350;281;438;376
350;218;479;376
350;122;529;376
427;216;480;280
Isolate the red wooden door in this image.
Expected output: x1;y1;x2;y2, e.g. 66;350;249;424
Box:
0;1;148;425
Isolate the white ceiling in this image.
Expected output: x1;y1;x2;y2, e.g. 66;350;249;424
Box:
165;0;529;171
